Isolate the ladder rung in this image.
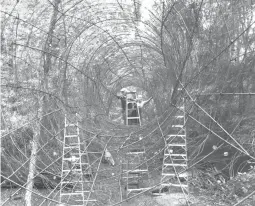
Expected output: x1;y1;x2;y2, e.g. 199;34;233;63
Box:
60;192;83;195
162;173;176;176
127;117;140;119
65;123;77;127
71;152;88;154
162;173;188;177
168;134;185;137
164;152;187;157
127;188;143;192
164;154;186;157
65;135;78;138
75;190;91;193
164;153;187;157
123;169;147;173
127;187;151;191
167;143;186;147
164;163;187;166
129;169;148;173
127;188;144;192
175;115;184;118
161;183;188;187
172;125;183;128
62;169;82;172
127;152;144;155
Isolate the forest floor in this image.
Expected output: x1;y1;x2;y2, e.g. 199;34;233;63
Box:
0;188;194;206
2;131;255;206
1;188;57;206
2;188;255;206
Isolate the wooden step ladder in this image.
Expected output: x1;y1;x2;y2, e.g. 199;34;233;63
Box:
60;114;96;206
122;145;149;197
126;91;141;126
160;93;189;195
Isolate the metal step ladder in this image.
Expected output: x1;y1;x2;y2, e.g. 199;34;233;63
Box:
160;93;189;195
60;114;96;206
126;91;141;126
122;145;149;197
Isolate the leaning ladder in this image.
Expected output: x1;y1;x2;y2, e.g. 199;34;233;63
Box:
126;92;141;126
60;114;96;205
161;94;189;195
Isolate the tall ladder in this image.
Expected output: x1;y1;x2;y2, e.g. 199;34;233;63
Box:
160;93;189;195
123;90;148;196
122;143;149;197
60;114;96;206
126;91;141;126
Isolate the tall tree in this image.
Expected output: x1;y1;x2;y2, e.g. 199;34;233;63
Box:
24;0;61;205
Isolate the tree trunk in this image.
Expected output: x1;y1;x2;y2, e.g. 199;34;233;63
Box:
24;94;44;205
24;0;61;205
24;124;39;206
